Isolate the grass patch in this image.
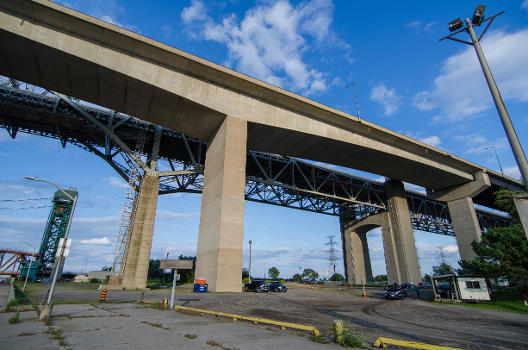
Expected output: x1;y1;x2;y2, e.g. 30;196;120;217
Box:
206;339;239;350
45;327;70;347
5;299;18;312
8;311;20;324
338;325;366;348
185;334;197;339
18;332;36;337
310;335;330;344
140;320;169;330
433;290;528;314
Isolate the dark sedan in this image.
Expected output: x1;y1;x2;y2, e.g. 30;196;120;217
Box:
243;280;270;292
269;281;287;292
384;284;407;300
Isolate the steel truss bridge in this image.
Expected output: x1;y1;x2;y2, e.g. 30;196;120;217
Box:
0;82;512;236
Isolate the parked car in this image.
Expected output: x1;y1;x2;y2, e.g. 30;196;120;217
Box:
418;282;432;289
243;280;270;293
269;281;287;292
384;284;407;300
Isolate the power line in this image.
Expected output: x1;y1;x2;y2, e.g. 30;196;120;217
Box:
0;197;52;202
0;205;51;210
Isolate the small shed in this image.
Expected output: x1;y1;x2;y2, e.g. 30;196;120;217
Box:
432;274;490;302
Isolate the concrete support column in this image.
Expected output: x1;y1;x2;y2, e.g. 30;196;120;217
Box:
447;197;482;261
428;171;491;261
513;194;528;240
121;175;160;289
195;116;247;292
386;180;422;284
341;225;373;284
380;217;403;285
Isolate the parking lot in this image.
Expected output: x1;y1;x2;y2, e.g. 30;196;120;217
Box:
3;282;528;349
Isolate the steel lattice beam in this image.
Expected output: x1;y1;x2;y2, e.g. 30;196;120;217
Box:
0;83;513;235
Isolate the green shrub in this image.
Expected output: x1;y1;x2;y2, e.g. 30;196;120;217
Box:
339;326;365;348
242;277;249;283
8;311;20;324
89;278;100;284
5;300;18;312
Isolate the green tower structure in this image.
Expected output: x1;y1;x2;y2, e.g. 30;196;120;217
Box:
36;188;77;279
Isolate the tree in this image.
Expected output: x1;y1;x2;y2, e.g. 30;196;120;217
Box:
329;273;344;281
301;268;319;281
148;259;162;280
373;274;387;282
432;263;453;276
423;273;432;282
268;267;280;280
458;189;528;302
292;273;302;282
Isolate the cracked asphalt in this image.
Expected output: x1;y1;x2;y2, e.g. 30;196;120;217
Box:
2;283;527;349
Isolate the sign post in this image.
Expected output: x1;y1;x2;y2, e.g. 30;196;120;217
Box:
160;259;194;309
170;269;177;309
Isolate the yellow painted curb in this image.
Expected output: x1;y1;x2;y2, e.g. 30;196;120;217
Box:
173;305;320;336
373;337;464;350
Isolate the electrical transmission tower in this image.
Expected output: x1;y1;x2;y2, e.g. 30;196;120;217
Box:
438;246;447;265
110;130;147;279
325;235;338;278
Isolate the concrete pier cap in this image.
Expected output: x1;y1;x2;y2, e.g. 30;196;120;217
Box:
427;171;491;262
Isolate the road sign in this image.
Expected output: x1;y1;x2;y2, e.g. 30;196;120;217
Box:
160;259;193;270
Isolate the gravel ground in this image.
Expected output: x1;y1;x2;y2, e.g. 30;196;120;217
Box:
14;282;528;349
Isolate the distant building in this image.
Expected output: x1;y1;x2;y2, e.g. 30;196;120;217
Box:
87;271;111;282
73;274;89;283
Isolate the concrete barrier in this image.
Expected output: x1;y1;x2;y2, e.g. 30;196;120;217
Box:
373;337;464;350
172;304;320;336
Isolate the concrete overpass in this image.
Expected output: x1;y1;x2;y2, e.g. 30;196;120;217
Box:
0;1;524;291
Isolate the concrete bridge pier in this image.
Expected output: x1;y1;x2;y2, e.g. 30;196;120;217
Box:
195;116;247;292
428;171;490;261
340;221;374;285
385;180;422;284
341;180;421;285
121;175;160;289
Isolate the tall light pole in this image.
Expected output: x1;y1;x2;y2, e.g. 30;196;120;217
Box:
25;176;78;320
345;82;361;119
484;146;504;175
440;6;528;191
248;240;252;284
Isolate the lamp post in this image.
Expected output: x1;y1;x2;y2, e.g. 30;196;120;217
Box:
484;146;504;175
25;176;78;320
19;241;35;291
248;240;252;284
440;6;528;191
345;82;361;119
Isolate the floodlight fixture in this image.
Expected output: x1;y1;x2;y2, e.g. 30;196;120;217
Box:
472;5;486;26
449;18;463;32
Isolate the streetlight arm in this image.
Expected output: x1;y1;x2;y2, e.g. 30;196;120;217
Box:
25;176;75;201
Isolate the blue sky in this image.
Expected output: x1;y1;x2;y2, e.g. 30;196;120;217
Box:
1;0;528;279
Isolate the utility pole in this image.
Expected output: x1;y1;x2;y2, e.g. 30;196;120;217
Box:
440;6;528;191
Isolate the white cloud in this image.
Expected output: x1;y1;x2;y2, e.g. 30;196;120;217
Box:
80;237;111;245
420;135;441;147
156;210;200;220
503;166;521;179
370;84;400;116
108;176;128;189
55;0;140;33
181;0;340;95
414;29;528;123
523;0;528;10
404;21;435;32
